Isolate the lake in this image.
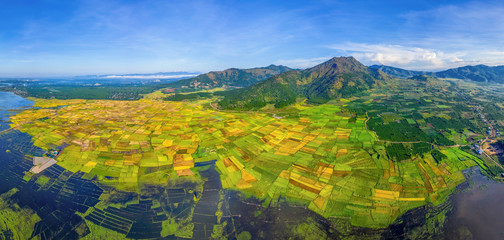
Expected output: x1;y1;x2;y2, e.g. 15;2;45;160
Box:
0;91;32;131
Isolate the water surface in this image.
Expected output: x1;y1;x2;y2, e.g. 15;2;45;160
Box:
445;168;504;239
0;91;32;130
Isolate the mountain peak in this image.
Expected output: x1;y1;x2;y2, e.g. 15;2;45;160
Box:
329;56;358;62
219;56;386;109
264;64;292;72
308;56;368;77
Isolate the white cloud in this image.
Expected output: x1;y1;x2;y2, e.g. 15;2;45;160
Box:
389;1;504;69
102;74;197;79
327;43;472;70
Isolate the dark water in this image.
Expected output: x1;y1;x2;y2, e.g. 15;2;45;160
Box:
192;161;221;239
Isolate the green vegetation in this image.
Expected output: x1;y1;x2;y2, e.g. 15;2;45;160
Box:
4;85;160;100
431;150;448;163
237;231;252;240
211;222;227;240
292;217;328;240
165;64;292;89
409;75;439;82
0;189;41;240
218;57;388;110
164;92;213;101
369;65;432;78
386;143;413;161
436;65;504;83
368;118;430;142
34;175;51;187
371;64;504;83
82;221;129;240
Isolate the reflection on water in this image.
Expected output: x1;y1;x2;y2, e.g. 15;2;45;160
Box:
446;168;504;240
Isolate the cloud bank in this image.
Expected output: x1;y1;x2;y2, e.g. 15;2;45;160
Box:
101;74;197;79
327;43;468;70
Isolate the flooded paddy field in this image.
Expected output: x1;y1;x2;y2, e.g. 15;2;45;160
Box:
214;167;504;240
0;130;102;239
192;162;221;239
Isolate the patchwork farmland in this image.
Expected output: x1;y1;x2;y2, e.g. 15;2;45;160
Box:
9;94;486;228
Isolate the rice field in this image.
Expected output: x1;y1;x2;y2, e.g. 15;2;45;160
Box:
10;98;479;228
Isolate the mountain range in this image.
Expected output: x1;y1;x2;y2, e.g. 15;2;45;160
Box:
164;65;292;89
370;64;504;83
218;57;388;109
151;57;504;110
368;65;431;78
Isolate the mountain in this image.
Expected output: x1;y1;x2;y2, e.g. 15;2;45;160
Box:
435;65;504;83
408;75;438;82
370;64;504;83
369;65;433;78
218;57;389;109
165;65;292;89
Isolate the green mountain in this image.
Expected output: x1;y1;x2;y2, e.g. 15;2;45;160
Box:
370;64;504;83
165;64;292;89
408;75;438;82
369;65;432;78
435;65;504;82
218;57;389;109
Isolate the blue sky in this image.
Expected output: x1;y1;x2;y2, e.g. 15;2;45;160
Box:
1;0;503;77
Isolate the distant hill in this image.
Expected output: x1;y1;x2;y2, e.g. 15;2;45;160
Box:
408;75;438;82
435;65;504;83
165;65;292;89
369;65;432;78
218;57;389;109
370;64;504;83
